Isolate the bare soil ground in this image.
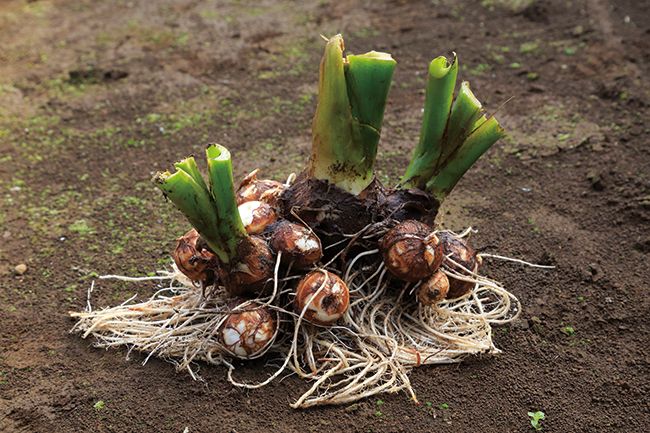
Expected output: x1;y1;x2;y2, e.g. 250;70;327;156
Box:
1;0;649;432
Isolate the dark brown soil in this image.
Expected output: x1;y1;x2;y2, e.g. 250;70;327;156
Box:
1;0;649;432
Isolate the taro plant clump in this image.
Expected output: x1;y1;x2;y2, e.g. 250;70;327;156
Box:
71;34;535;410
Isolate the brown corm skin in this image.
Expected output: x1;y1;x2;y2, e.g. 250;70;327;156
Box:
380;220;443;283
218;236;275;296
295;270;349;326
172;229;217;284
281;175;440;239
269;220;322;269
280;175;386;242
240;201;278;234
438;231;480;299
380;187;439;226
417;270;450;305
236;168;285;206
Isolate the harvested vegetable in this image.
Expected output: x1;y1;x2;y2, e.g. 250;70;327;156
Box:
417;270;449;305
236;169;285;205
155;144;275;295
172;229;216;284
380;220;443;282
270;221;322;269
438;231;481;299
217;235;275;296
221;301;277;358
71;34;550;409
282;35;396;238
238;200;278;234
294;270;349;325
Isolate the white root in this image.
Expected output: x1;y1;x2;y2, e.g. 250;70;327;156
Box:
70;227;538;408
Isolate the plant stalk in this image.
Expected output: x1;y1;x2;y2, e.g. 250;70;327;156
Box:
442;81;483;164
154;166;229;262
205;144;248;260
174;156;208;191
425;116;504;201
155;147;249;265
402;54;458;189
309;34;396;195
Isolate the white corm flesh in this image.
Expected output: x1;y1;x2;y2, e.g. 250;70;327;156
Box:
221;303;277;358
238;200;278;234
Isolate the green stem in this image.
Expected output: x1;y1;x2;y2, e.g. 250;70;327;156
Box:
425;116;504;201
345;51;396;132
310;34;396;195
442;81;483;165
154;167;229;263
205;144;247;260
402;54;458;189
174;156;208;191
472;113;488;130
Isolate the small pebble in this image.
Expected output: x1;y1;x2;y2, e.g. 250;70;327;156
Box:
572;25;584;36
14;263;27;275
345;403;360;413
514;319;530;330
587;171;605;191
